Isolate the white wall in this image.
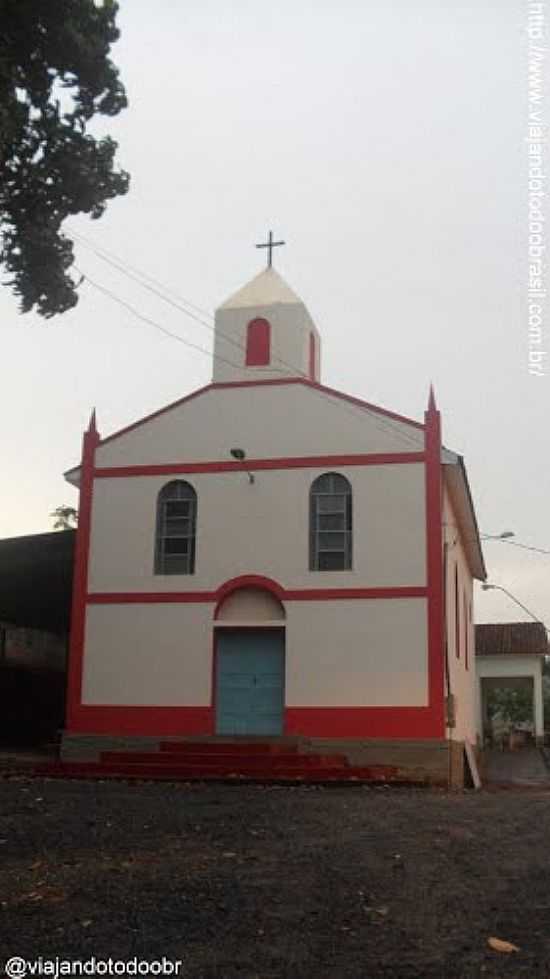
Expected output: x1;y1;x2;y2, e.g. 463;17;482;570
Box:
443;484;477;742
476;654;544;739
88;463;426;592
81;597;428;709
286;598;428;706
82;604;213;705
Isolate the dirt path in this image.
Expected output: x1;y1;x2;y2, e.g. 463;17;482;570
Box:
484;747;550;786
1;778;550;977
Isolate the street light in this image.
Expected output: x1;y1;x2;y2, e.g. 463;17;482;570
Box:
480;531;550;555
481;583;548;632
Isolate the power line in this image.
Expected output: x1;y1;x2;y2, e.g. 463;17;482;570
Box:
70;231;426;449
70;228;306;379
483;538;550;556
74;267;243;371
70;227;213;320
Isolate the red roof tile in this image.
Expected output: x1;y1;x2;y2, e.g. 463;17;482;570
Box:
475;622;548;656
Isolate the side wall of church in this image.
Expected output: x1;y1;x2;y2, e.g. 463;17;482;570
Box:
443;485;477;744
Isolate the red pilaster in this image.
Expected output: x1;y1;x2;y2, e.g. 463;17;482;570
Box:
66;410;100;730
424;387;445;735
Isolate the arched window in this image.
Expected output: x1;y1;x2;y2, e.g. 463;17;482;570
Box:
246;317;271;366
155;481;197;575
310;473;352;571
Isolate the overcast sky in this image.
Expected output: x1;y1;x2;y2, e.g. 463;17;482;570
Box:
1;0;547;627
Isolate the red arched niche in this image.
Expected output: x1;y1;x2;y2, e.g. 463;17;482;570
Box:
246;318;271;366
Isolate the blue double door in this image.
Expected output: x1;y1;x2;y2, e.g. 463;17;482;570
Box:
216;630;285;735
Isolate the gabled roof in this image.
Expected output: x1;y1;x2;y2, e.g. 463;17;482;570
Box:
219;267;303;309
64;377;425;481
443;454;486;581
476;622;548;656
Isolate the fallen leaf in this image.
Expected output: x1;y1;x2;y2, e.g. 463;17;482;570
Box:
488;937;520;954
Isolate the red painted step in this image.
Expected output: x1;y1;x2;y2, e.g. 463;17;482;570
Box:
33;760;401;783
97;759;347;777
159;741;300;755
101;751;346;768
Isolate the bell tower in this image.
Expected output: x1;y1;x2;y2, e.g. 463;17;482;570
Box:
212;250;321;385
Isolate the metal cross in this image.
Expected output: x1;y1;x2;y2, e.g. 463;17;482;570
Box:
255;230;285;267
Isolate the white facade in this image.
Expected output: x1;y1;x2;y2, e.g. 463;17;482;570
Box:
65;265;483;744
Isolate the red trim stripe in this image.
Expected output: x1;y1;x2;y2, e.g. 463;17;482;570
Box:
87;585;428;606
94;452;425;479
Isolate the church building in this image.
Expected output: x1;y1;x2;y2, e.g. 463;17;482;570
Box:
62;251;486;785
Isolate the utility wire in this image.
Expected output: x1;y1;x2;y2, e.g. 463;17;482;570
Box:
70;227;213;319
74;267;243;371
70;228;306;378
483;538;550;556
70;231;426;450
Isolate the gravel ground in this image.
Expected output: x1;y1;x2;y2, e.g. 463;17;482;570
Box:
1;777;550;978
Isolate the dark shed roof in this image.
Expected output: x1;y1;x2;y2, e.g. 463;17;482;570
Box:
476;622;548;657
0;531;75;633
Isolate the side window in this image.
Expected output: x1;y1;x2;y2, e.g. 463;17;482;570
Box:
310;473;352;571
454;564;460;659
155;480;197;575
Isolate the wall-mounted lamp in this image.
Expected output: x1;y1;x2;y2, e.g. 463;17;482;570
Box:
230;447;255;484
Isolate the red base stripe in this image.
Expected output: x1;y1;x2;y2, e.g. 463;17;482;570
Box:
67;705;440;739
69;706;214;736
285;707;441;739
